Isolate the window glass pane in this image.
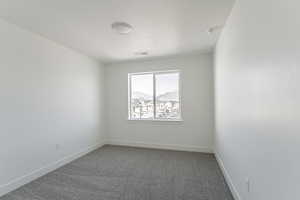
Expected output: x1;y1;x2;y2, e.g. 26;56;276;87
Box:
155;73;180;119
130;74;153;119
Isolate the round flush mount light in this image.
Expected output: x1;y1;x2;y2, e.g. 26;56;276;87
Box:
111;22;133;34
134;51;148;56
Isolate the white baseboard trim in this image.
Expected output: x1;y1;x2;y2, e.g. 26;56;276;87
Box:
0;141;105;197
107;140;213;153
214;152;242;200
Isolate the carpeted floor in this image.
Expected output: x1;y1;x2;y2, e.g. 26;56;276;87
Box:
1;145;233;200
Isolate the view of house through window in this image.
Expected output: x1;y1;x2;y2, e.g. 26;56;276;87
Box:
129;71;181;120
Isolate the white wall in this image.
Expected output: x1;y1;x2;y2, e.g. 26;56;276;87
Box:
0;19;105;196
214;0;300;199
105;54;214;152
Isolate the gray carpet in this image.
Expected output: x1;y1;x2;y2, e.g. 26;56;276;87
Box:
1;145;233;200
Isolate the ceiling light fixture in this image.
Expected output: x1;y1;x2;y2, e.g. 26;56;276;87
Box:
111;22;133;34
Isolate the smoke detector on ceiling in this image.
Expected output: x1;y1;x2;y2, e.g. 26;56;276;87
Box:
207;25;223;34
111;22;133;34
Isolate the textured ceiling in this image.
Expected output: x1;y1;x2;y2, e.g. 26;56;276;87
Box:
0;0;235;63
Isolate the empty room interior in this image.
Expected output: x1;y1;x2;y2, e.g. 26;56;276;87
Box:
0;0;299;199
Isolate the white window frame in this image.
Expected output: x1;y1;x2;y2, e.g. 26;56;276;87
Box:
128;70;183;122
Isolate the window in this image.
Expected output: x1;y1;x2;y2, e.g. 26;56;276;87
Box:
128;70;181;121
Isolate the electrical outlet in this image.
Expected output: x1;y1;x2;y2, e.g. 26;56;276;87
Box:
246;178;250;193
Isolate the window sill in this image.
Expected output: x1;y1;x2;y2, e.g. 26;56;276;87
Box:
127;119;183;122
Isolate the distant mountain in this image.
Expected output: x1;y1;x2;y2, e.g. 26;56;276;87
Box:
157;91;178;102
132;91;152;100
132;91;179;102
